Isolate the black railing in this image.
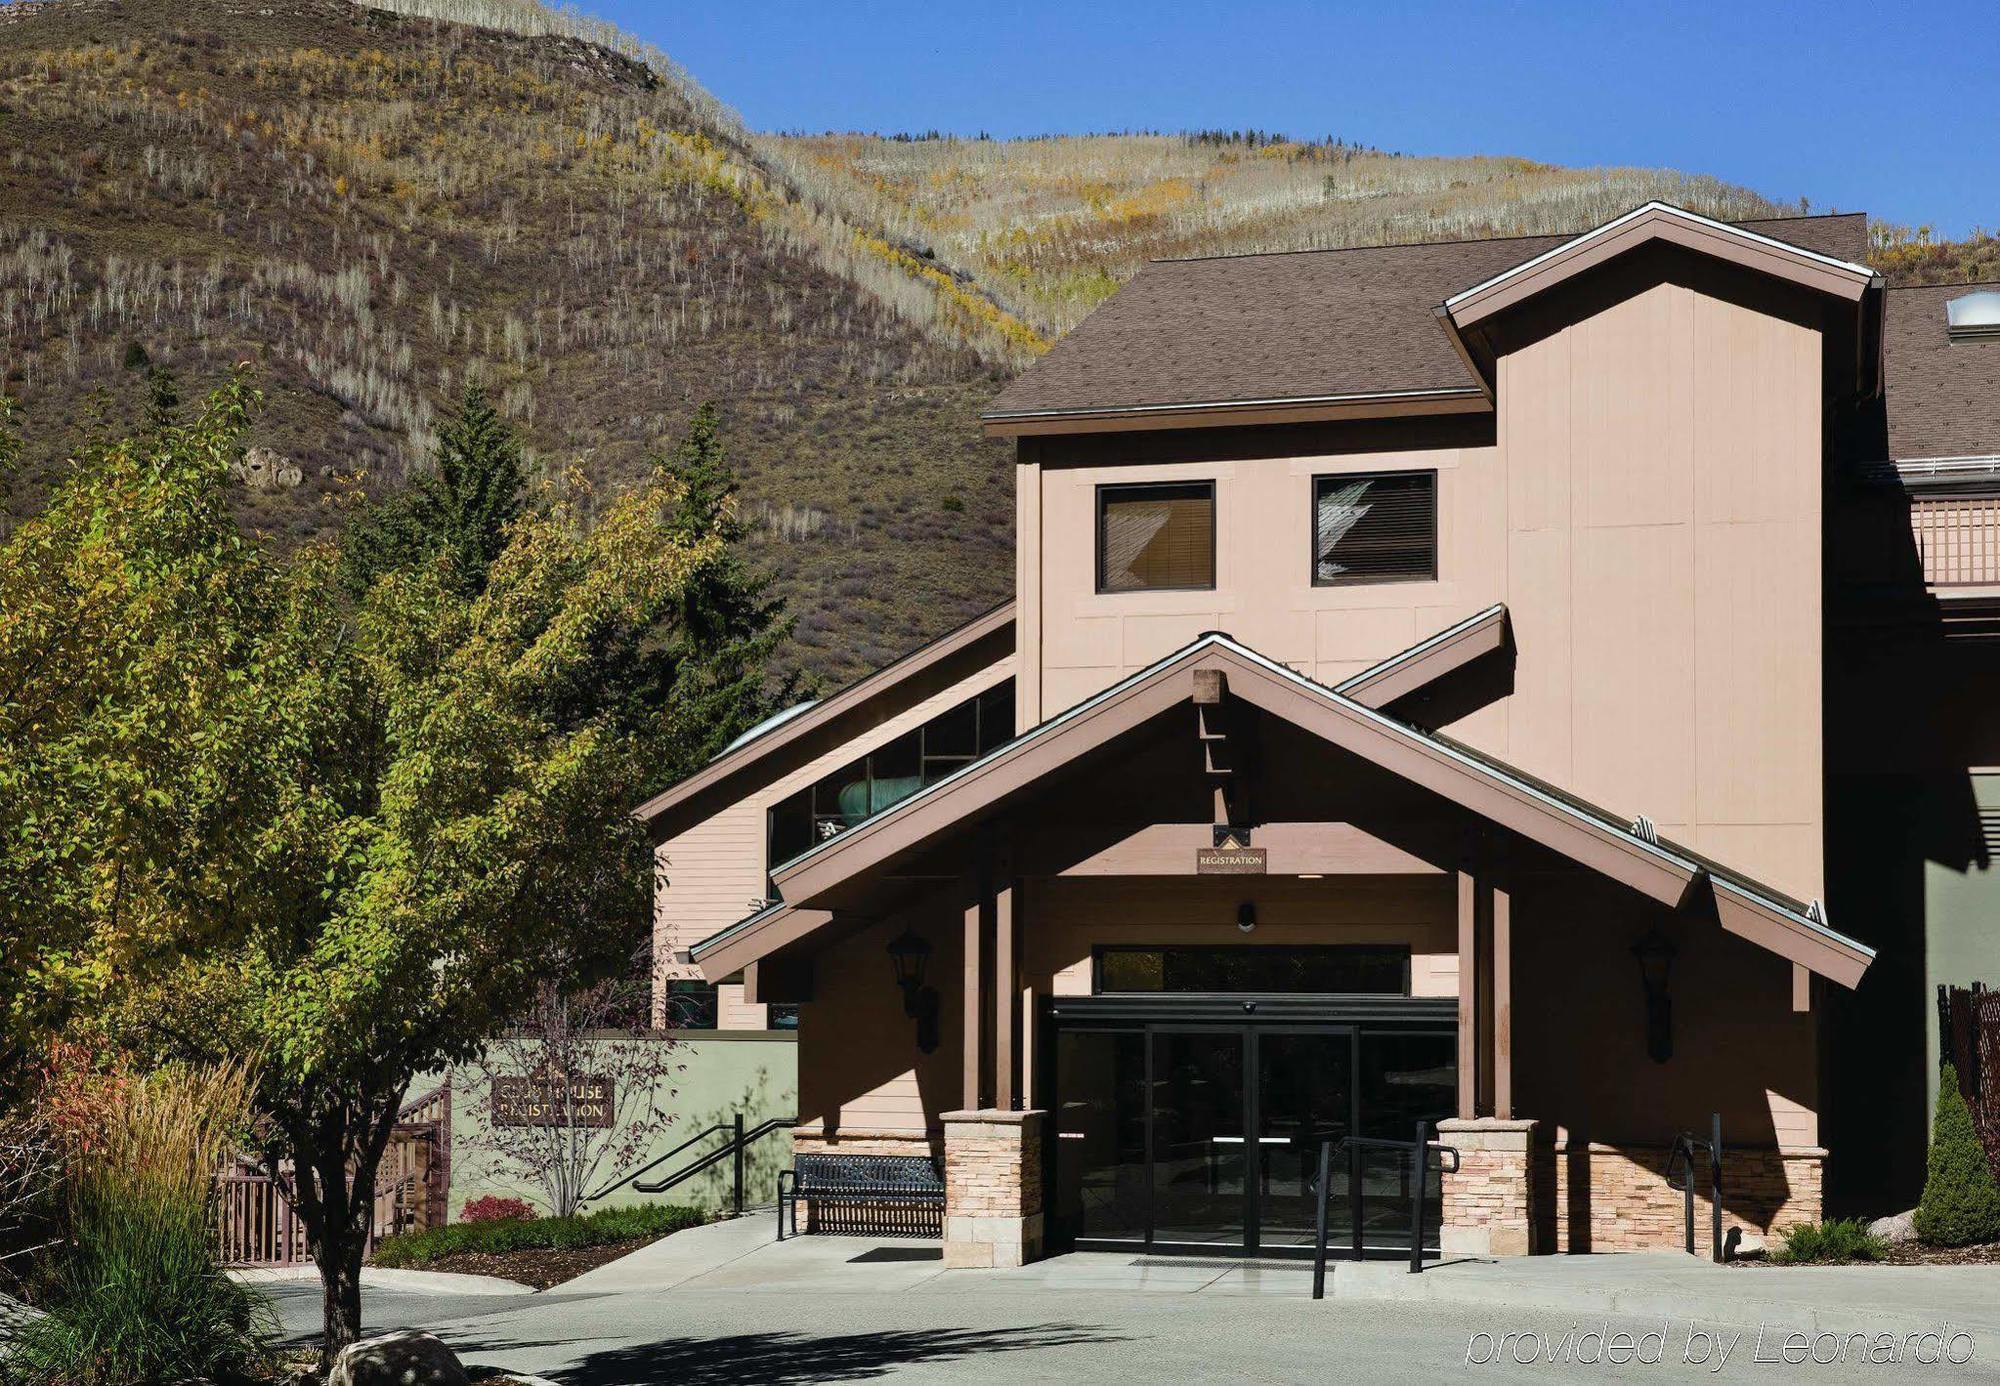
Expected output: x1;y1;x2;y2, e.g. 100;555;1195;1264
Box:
1664;1113;1723;1261
1305;1120;1460;1299
584;1114;795;1213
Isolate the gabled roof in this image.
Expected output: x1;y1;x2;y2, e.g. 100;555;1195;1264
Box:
633;601;1014;833
1440;202;1877;331
693;621;1873;988
981;210;1872;436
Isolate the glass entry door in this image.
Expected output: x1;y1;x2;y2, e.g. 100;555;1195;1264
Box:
1050;1014;1453;1257
1253;1030;1353;1250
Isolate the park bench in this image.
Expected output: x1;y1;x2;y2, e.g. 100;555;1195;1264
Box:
775;1152;943;1240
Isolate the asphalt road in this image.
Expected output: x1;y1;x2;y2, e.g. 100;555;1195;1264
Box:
264;1279;1993;1384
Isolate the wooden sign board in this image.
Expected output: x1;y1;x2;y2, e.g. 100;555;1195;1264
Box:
1196;846;1267;875
492;1074;615;1128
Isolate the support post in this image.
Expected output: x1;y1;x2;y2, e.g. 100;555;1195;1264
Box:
1493;883;1512;1121
732;1113;745;1215
963;877;985;1111
995;876;1016;1110
1457;868;1478;1120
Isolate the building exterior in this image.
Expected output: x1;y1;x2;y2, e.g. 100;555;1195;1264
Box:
642;203;2000;1262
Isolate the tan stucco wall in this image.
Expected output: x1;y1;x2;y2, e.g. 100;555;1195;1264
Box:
1018;278;1824;903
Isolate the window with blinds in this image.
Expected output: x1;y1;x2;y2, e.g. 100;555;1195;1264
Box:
1097;481;1215;593
1313;470;1436;586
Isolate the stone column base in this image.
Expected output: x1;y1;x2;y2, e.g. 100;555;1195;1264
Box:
942;1109;1045;1268
1438;1117;1538;1257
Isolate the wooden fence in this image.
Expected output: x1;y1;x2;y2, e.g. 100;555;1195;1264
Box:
215;1082;449;1268
1939;983;2000;1171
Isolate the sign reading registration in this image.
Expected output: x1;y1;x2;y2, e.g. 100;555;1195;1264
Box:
1196;846;1267;875
492;1073;615;1127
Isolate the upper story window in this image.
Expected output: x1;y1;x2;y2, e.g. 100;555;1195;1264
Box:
1098;481;1215;593
766;680;1015;869
1313;470;1436;586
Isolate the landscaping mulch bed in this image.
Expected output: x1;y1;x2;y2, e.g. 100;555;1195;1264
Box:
409;1234;656;1290
1730;1242;2000;1267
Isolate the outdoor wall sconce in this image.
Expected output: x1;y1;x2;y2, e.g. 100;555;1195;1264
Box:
887;929;940;1054
1632;928;1677;1063
1236;901;1257;934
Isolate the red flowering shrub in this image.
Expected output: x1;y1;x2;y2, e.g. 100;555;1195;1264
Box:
460;1194;537;1223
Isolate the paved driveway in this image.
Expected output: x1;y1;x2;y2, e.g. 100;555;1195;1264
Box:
260;1219;1999;1384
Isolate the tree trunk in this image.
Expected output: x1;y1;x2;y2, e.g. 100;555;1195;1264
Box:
315;1222;364;1366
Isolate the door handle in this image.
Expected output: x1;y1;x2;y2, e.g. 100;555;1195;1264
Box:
1212;1136;1289;1145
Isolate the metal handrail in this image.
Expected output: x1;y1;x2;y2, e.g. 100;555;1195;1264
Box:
1665;1112;1724;1261
584;1114;795;1211
1308;1120;1459;1299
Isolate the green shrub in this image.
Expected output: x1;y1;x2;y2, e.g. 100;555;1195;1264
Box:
372;1202;702;1269
1771;1218;1887;1265
8;1061;271;1386
1915;1064;2000;1248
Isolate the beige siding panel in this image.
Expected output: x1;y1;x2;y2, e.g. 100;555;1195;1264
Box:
1568;524;1696;826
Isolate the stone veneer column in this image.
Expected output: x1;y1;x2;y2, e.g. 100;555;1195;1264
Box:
941;1109;1044;1268
1437;1117;1537;1257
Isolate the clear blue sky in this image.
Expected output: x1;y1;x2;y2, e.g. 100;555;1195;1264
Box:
600;0;1995;237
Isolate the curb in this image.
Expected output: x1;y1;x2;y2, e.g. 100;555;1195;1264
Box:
229;1265;534;1296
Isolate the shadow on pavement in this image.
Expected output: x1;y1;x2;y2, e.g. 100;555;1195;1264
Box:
471;1322;1126;1385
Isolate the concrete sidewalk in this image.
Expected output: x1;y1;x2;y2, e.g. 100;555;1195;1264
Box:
568;1216;2000;1339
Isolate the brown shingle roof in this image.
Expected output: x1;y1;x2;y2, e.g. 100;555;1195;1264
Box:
1884;283;2000;460
985;212;1870;422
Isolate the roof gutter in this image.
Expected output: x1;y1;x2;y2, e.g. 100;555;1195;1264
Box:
981;387;1490;438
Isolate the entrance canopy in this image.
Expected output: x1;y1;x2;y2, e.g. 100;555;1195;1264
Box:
691;621;1873;989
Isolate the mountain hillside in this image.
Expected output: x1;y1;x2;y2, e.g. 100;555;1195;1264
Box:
763;133;1790;339
0;0;1028;682
2;0;1963;689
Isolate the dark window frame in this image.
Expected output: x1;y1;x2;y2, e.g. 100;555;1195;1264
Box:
765;680;1016;874
1091;944;1413;997
1095;480;1218;595
1309;469;1438;588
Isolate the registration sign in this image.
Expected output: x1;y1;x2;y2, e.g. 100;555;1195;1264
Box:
1196;846;1267;875
492;1073;615;1128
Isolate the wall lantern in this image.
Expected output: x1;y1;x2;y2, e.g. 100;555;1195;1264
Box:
1632;928;1677;1064
886;929;941;1054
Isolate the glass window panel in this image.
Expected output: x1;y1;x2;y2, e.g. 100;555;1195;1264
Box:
977;681;1016;751
1095;946;1409;994
1099;483;1214;593
1314;471;1436;586
663;981;718;1031
868;730;922;814
925;697;979;758
767;792;813;867
1053;1030;1149;1241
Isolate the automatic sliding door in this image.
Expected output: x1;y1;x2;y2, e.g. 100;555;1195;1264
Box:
1150;1029;1247;1248
1253;1030;1353;1250
1356;1031;1456;1252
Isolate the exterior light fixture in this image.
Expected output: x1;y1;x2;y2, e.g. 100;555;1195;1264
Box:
1237;901;1257;934
886;928;941;1055
1632;928;1677;1063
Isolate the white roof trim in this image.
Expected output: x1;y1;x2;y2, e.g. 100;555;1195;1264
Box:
1442;201;1877;312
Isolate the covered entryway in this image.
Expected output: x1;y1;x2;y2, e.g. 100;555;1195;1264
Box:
1047;987;1454;1258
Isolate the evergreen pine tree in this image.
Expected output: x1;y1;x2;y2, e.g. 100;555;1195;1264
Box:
1915;1064;2000;1247
636;403;803;779
339;382;525;598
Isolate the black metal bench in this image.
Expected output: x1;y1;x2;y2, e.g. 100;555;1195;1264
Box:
776;1153;943;1240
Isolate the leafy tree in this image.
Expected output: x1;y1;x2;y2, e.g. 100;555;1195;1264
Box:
1915;1064;2000;1247
339;382;525;599
1;377;737;1362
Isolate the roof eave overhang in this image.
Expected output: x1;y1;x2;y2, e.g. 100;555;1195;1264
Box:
1434;202;1882;395
631;601;1015;832
981;388;1490;439
696;628;1871;989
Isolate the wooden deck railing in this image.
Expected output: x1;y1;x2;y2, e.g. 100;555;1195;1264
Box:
1912;495;2000;587
215;1081;449;1267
